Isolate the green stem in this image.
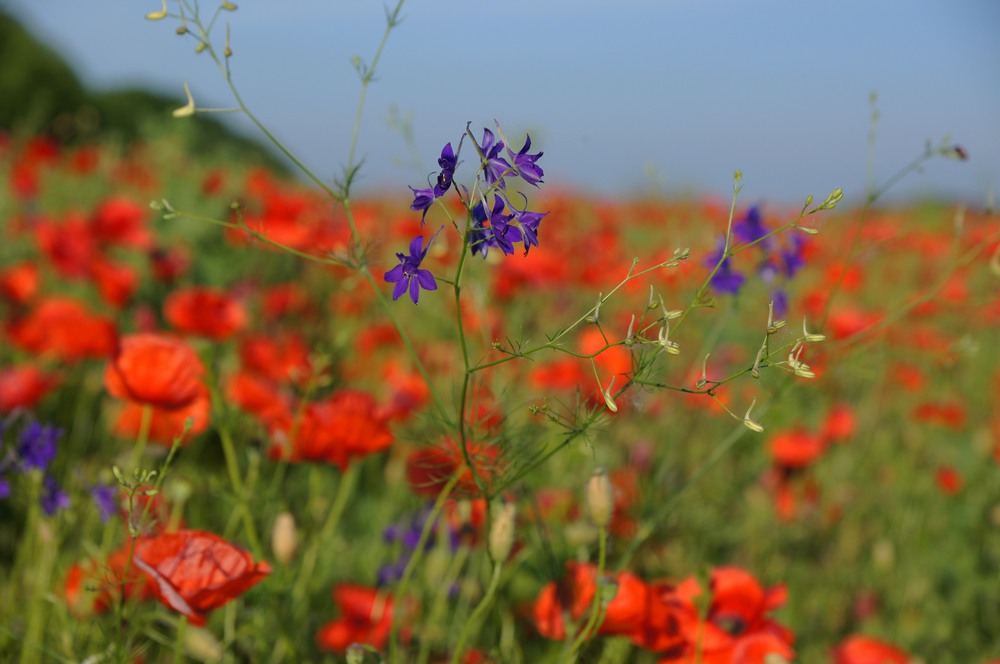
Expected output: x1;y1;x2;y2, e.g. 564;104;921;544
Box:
128;405;153;469
389;470;463;663
449;561;503;664
291;462;360;605
562;527;608;664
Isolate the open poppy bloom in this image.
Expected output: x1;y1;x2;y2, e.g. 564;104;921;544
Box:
271;390;393;468
131;529;271;626
660;567;794;664
105;334;205;410
534;561;655;643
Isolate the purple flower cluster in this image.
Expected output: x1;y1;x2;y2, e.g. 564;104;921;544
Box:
377;504;462;588
706;205;809;316
1;412;115;519
386;122;548;303
1;414;67;515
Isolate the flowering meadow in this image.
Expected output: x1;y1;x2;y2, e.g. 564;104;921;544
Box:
2;2;1000;664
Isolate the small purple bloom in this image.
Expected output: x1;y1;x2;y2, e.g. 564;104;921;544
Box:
91;484;117;523
434;143;457;197
771;289;789;318
0;477;9;500
477;128;512;187
509;197;547;255
705;242;745;295
409;186;436;225
41;475;70;516
384;231;440;304
733;206;771;249
471;196;520;257
18;421;61;472
780;235;807;278
506;134;544;187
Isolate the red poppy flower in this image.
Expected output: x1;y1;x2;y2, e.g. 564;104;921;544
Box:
90;196;152;249
273;390;393;468
240;333;313;385
832;635;909;664
935;466;963;496
913;401;966;430
34;215;96;279
132;529;271;626
0;364;59;412
91;257;139;308
64;542;155;616
105;334;206;410
316;585;407;653
821;404;856;444
164;286;247;341
0;262;40;304
660;567;794;664
113;386;211;446
227;370;292;431
769;428;826;469
7;297;117;361
533;562;665;647
406;437;503;498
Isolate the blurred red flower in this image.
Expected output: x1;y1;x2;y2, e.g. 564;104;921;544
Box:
769;428;826;469
533;562;657;644
0;364;59;413
0;262;40;305
273;390;393;468
165;286;247;341
7;297;117;361
64;542;155;617
661;567;794;664
90;196;152;249
105;333;206;410
316;585;406;653
132;529;271;627
406;437;503;498
832;635;909;664
113;386;211;445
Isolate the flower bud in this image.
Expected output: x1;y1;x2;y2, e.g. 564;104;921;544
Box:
183;626;223;663
145;1;168;20
271;511;298;564
586;468;614;528
488;502;516;563
172;82;196;118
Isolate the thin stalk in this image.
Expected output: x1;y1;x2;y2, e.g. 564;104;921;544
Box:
449;560;504;664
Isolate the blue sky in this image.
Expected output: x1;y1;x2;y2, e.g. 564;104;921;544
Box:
5;0;999;204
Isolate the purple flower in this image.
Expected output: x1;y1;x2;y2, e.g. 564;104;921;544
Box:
477;128;513;187
41;475;70;516
434;143;457;197
780;235;807;278
384;231;440;304
18;421;61;472
506;134;544;187
509;196;547;255
733;206;772;250
409;186;436;225
705;241;745;295
470;196;520;258
0;477;9;500
771;289;789;318
91;484;117;523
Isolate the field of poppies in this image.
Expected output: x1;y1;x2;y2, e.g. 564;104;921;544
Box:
2;3;1000;664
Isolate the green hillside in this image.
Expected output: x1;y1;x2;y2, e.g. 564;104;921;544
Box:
0;10;287;172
